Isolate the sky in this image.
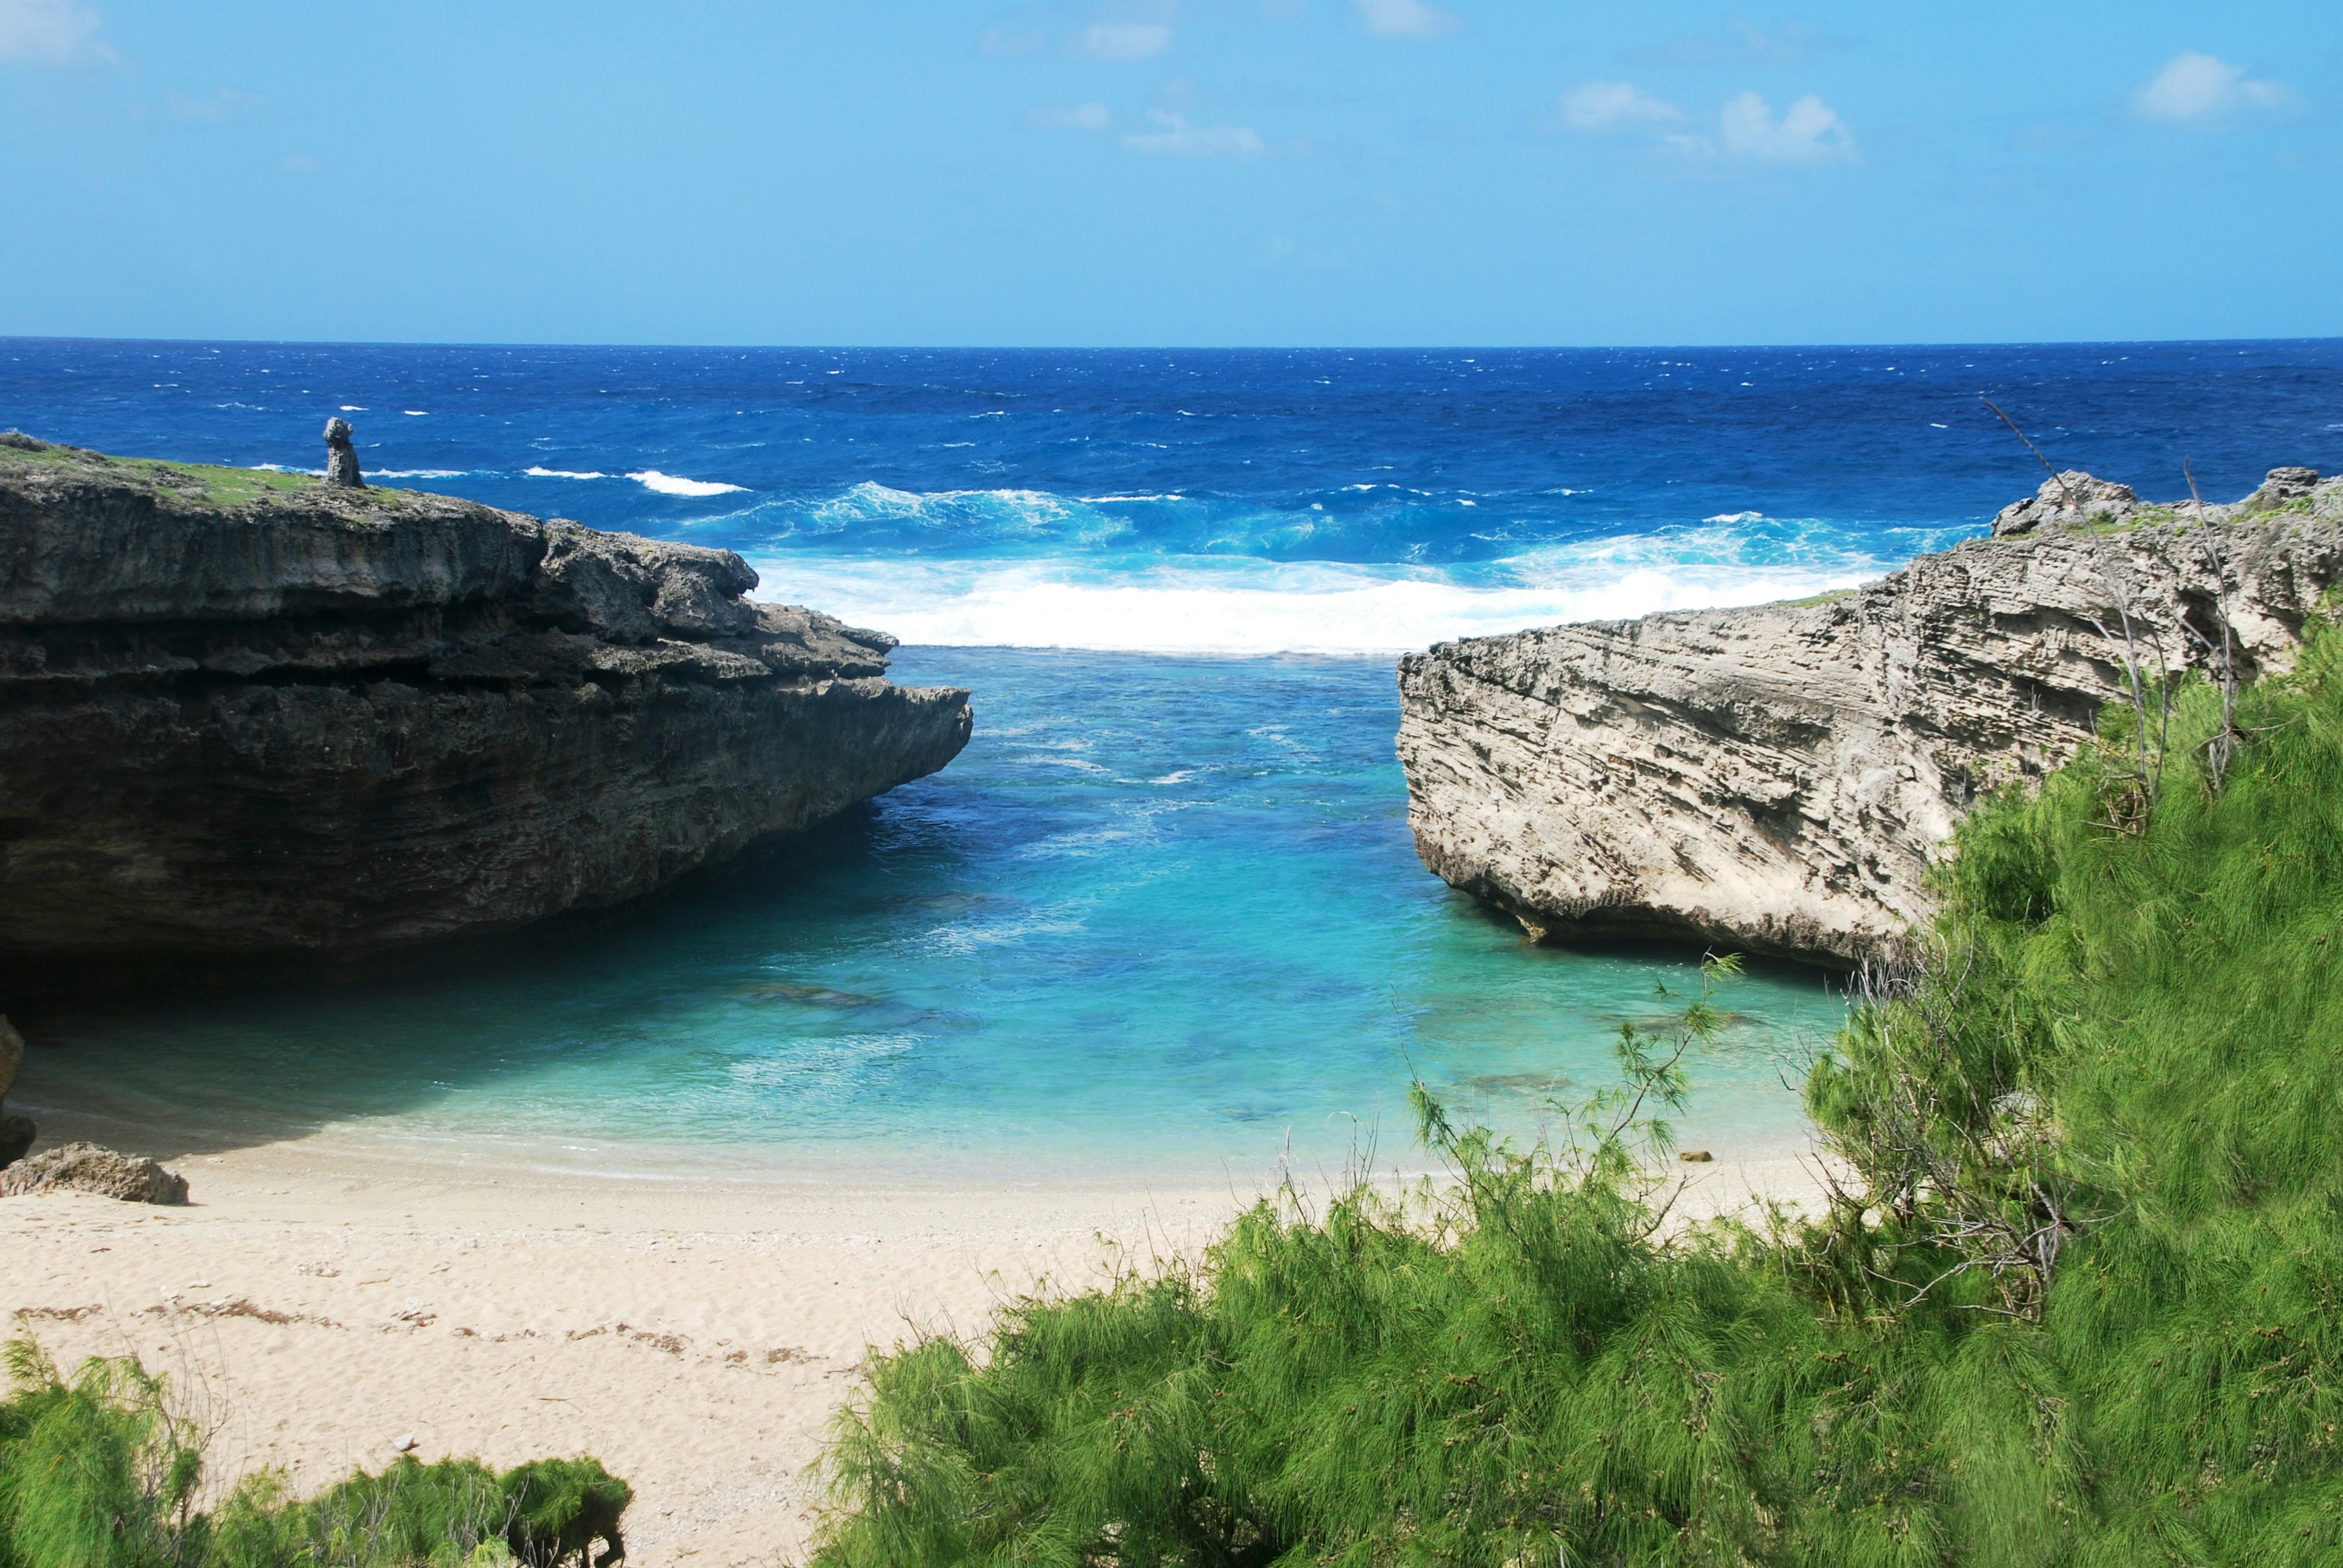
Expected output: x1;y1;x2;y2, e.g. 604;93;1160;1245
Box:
1;1;2338;347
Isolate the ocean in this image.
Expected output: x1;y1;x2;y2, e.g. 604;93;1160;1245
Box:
8;338;2342;1184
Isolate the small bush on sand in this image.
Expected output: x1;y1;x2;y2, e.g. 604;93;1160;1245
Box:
0;1341;630;1568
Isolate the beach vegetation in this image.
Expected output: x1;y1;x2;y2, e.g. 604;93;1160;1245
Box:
0;1338;630;1568
0;436;409;509
808;616;2343;1564
1776;586;1857;608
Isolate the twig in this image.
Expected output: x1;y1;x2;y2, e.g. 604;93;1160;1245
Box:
2185;457;2241;792
1980;396;2079;511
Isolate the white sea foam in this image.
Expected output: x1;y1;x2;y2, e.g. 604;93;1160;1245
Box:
402;410;428;416
742;541;1884;656
1704;511;1765;523
369;469;468;479
339;405;367;412
628;470;749;497
788;482;1100;542
523;466;610;479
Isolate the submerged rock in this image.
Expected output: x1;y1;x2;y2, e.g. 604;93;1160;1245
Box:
0;1142;188;1204
0;439;972;967
1398;470;2343;965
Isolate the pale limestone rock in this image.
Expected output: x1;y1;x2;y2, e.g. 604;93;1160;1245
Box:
1;1142;187;1204
1990;471;2139;537
1398;475;2343;965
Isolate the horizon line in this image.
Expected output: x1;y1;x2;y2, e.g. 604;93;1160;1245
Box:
6;332;2343;355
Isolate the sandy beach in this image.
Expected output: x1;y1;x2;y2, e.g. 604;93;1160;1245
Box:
0;1101;1824;1567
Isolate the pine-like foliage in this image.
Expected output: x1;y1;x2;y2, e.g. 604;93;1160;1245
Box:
0;1344;630;1568
809;622;2343;1565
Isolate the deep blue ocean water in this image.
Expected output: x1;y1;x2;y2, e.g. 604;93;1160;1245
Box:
8;340;2342;1182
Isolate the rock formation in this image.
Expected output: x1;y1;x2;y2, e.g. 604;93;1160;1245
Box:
0;436;972;967
1989;471;2140;537
324;417;365;487
1;1142;187;1204
1399;469;2343;965
0;1014;28;1169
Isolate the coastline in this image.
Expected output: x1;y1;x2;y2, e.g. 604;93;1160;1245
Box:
1;1105;1826;1566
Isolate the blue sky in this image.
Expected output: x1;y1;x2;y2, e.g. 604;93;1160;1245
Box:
2;1;2337;346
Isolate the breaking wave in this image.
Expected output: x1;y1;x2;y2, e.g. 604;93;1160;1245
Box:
629;469;748;497
745;531;1888;655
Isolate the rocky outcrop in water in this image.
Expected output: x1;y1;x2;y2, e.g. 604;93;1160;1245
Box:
0;436;972;967
1398;469;2343;965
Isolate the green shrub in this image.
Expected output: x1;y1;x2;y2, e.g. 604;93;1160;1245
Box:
0;1342;204;1568
808;624;2343;1565
0;1344;629;1568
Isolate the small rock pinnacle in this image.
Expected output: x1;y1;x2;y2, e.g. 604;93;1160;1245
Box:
323;418;366;488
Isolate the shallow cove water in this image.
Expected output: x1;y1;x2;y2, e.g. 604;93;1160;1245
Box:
22;649;1841;1186
8;338;2341;1185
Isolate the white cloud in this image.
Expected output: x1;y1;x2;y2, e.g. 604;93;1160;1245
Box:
1075;22;1171;61
1560;81;1682;131
1352;0;1460;40
0;0;109;64
1714;92;1854;162
1030;102;1113;131
2133;51;2287;123
1122;110;1264;157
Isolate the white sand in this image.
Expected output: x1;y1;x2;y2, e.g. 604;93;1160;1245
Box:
0;1119;1825;1566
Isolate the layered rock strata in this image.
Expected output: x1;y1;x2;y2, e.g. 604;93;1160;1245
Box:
0;436;971;961
1399;469;2343;965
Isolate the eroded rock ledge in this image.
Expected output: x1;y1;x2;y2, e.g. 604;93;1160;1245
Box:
0;436;972;962
1398;469;2343;965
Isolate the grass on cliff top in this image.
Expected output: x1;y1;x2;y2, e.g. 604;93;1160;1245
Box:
0;434;409;508
808;621;2343;1566
2068;493;2330;536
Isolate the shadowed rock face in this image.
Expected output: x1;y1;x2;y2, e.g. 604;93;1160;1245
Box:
0;438;972;962
0;1014;27;1169
1398;470;2343;965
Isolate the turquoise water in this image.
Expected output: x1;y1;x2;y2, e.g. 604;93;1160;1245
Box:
15;338;2341;1184
22;650;1843;1184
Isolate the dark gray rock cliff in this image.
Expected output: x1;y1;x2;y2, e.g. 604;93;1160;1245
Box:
1399;469;2343;965
0;437;971;961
